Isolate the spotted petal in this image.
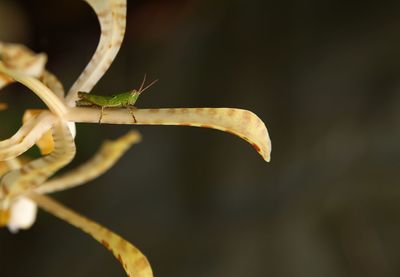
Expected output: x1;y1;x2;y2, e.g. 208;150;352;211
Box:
68;107;271;161
37;130;141;194
0;119;75;202
66;0;127;105
29;193;153;277
0;42;47;90
0;111;56;161
0;63;67;116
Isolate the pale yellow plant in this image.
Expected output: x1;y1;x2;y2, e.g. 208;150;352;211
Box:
0;0;271;276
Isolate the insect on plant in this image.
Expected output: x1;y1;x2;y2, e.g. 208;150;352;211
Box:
0;0;271;275
76;75;158;123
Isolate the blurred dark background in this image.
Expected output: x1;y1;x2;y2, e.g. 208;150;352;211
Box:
1;0;400;276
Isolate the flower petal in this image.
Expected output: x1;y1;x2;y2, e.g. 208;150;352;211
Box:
37;130;141;194
68;107;272;161
0;111;56;160
41;70;65;99
66;0;127;105
23;110;55;155
29;193;153;277
0;63;67;116
0;119;75;201
0;42;47;90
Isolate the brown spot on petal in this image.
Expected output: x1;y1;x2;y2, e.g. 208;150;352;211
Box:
136;256;150;271
1;185;9;195
115;2;127;8
242;111;252;123
101;240;110;250
149;109;159;113
115;39;124;46
20;167;29;175
117;254;123;265
227;109;236;117
208;109;217;115
252;143;261;153
97;10;109;18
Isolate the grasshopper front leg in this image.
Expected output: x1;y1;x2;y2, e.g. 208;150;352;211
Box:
99;106;105;124
127;106;137;123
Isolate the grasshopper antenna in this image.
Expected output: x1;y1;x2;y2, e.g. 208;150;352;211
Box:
138;76;158;95
137;74;147;93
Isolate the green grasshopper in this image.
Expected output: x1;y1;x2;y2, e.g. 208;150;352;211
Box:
76;75;157;123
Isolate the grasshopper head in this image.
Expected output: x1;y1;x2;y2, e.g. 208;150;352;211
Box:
77;91;89;99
